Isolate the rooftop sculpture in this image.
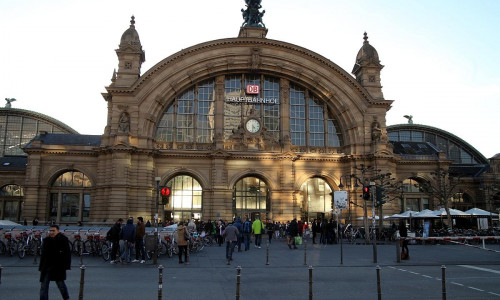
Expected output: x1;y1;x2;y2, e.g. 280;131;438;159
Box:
241;0;266;28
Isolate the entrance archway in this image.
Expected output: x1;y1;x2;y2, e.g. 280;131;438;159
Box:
233;176;269;220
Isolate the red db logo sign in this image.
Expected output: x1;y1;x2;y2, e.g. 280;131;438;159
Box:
246;84;260;95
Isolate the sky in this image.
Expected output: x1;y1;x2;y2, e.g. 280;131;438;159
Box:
1;0;499;158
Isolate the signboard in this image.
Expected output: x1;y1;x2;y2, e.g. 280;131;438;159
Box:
246;84;260;94
334;191;348;209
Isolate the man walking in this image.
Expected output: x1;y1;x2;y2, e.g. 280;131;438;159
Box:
252;216;265;248
39;224;71;300
133;216;146;263
242;217;252;251
222;221;239;265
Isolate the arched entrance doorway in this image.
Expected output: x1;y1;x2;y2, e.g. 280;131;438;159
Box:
300;177;333;223
233;176;269;221
164;175;203;222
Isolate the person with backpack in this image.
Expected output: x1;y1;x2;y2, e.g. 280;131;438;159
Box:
252;216;265;248
233;216;244;252
108;218;123;264
242;217;252;251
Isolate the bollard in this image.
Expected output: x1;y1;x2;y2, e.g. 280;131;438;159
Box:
0;265;3;286
396;238;401;263
158;265;164;300
79;265;86;300
376;265;382;300
266;242;270;265
441;265;446;300
303;239;307;266
340;230;343;265
308;265;313;300
236;266;242;300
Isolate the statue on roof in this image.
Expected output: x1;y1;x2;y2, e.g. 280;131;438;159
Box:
4;98;16;108
241;0;266;28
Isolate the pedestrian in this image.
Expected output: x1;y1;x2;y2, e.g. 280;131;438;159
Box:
187;219;196;232
39;224;71;300
222;221;239;265
399;220;409;259
266;220;274;244
242;217;252;251
233;216;243;251
252;216;265;248
107;218;123;264
320;218;328;244
145;220;151;227
312;219;319;244
133;217;146;263
120;217;136;263
287;218;299;249
216;220;225;246
33;217;39;226
177;221;189;264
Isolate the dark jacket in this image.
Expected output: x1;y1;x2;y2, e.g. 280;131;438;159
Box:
39;232;71;282
120;219;136;242
136;221;146;239
234;217;243;237
108;222;122;242
288;219;298;236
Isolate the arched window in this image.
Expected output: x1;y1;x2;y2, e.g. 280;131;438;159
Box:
165;175;203;222
300;177;333;222
0;184;24;221
50;171;92;223
290;84;342;147
156;79;215;143
233;177;269;218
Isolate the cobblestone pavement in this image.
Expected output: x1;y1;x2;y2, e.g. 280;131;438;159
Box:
1;238;500;299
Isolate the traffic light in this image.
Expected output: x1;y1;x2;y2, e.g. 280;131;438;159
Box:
362;185;371;200
375;186;386;207
161;187;171;205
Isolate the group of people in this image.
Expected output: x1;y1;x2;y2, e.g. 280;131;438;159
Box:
106;217;147;264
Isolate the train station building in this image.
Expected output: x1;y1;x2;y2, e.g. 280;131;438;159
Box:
1;3;499;226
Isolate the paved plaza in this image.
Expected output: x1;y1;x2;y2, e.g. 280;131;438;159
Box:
1;238;500;299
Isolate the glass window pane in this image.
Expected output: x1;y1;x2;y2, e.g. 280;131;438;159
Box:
61;193;79;222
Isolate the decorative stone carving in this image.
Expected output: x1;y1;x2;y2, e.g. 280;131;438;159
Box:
118;112;130;133
371;117;382;142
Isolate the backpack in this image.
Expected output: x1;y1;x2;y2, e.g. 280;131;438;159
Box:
243;221;251;233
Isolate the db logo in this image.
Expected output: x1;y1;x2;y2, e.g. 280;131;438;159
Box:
246;84;260;95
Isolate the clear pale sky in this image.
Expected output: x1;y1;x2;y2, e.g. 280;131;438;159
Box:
1;0;499;158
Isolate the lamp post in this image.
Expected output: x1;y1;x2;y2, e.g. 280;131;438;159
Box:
154;177;161;265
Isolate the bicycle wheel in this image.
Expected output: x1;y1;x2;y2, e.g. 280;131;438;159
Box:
83;240;92;255
72;240;83;256
8;240;17;256
158;241;167;256
101;241;110;261
17;242;26;259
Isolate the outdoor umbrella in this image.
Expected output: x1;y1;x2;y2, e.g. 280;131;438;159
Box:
433;208;468;216
413;209;439;218
388;210;418;219
464;208;499;217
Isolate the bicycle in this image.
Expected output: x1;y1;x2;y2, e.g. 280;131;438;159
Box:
71;230;84;256
4;231;18;256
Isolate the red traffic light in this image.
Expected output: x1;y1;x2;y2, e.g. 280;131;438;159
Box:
161;187;171;196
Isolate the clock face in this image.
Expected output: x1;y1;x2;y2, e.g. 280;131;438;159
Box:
245;119;261;133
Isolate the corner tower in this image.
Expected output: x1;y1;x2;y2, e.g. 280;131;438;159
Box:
113;16;146;87
352;32;384;100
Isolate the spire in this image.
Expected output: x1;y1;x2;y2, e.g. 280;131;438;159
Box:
352;32;385;100
114;16;146;87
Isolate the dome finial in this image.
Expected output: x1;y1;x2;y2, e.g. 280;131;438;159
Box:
130;15;135;27
363;32;369;44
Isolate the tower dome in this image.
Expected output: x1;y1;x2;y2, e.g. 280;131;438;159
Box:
354;32;380;66
120;16;142;49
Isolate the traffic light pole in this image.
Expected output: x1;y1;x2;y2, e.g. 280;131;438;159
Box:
370;183;378;263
